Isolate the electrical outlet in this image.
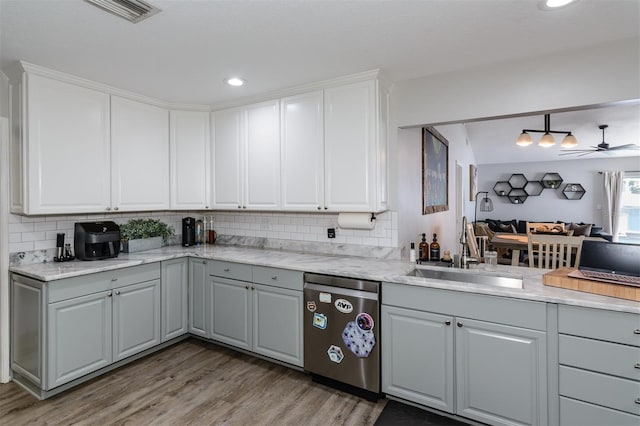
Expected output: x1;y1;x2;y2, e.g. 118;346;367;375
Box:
327;228;336;238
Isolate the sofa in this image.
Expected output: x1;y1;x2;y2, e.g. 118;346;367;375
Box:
480;219;613;241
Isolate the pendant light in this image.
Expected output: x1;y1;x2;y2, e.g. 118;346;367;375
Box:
516;114;577;148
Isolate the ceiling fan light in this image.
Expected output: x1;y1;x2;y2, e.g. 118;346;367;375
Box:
561;133;578;148
538;133;556;147
516;131;533;146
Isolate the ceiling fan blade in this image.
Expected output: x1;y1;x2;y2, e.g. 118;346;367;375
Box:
607;144;640;150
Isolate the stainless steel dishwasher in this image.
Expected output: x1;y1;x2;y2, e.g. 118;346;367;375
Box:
303;273;380;399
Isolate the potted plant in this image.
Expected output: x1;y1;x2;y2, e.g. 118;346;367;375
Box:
120;219;174;253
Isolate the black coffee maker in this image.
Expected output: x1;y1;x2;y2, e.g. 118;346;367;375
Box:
182;217;196;247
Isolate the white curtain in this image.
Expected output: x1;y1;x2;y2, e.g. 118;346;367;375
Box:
602;171;624;242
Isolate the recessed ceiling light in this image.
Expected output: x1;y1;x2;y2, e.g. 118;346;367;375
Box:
225;77;245;87
539;0;578;10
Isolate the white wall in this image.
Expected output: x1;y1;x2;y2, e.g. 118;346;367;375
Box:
396;123;477;259
477;157;640;226
394;37;640;128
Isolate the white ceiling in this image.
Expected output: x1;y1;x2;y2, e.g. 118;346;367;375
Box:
1;0;639;164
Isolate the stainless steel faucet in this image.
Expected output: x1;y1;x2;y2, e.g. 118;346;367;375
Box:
459;216;478;269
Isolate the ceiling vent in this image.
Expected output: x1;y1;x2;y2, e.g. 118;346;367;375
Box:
84;0;161;23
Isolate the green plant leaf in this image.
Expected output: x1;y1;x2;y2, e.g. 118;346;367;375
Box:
119;219;174;242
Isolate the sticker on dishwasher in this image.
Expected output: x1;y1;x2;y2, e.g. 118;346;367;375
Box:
356;312;374;331
319;292;332;303
334;298;353;314
313;313;327;330
342;320;376;358
306;301;317;312
327;345;344;364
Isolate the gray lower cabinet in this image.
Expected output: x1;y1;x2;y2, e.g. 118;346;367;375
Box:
382;282;548;426
11;263;162;396
47;290;112;389
161;258;188;341
188;258;208;337
557;305;640;424
208;261;303;367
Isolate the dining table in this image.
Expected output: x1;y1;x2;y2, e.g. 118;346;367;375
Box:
490;232;606;266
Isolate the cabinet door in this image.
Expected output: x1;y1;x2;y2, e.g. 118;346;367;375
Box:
252;284;303;366
381;305;454;412
47;291;112;389
188;259;209;337
210;277;252;350
161;258;188;342
170;110;211;210
324;80;376;211
245;100;281;210
455;318;547;426
26;74;110;214
111;96;169;211
281;91;325;211
113;279;161;362
212;107;243;209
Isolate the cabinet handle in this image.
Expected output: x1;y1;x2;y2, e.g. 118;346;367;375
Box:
634;363;640;369
245;285;249;289
635;398;640;405
115;291;121;295
238;205;241;209
271;276;278;281
202;260;207;264
242;206;247;209
114;207;119;211
324;206;328;210
457;321;463;327
635;329;640;335
111;278;118;282
317;206;321;210
106;207;111;211
205;206;209;209
107;292;112;297
251;286;255;290
445;320;451;326
224;268;230;272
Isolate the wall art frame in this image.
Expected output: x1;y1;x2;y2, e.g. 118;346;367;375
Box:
470;164;478;201
422;127;449;214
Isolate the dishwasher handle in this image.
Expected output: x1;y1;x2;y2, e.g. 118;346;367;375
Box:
304;282;378;301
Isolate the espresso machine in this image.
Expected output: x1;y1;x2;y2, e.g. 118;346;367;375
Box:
182;217;196;247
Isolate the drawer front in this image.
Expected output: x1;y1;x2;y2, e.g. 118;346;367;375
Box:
560;397;640;426
208;260;252;282
559;334;640;380
559;366;640;415
48;263;161;303
252;266;303;291
382;282;547;331
558;305;640;347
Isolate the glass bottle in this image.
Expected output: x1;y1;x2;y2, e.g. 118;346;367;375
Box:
430;233;440;261
418;233;429;262
195;218;204;245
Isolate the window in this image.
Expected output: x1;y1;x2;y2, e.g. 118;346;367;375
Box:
619;172;640;244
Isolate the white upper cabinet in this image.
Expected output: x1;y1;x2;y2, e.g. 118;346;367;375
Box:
111;96;170;211
211;107;243;209
325;80;387;212
170;110;211;210
245;100;281;210
280;91;324;211
16;73;111;214
212;100;281;210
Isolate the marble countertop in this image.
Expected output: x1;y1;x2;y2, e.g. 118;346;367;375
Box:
10;245;639;314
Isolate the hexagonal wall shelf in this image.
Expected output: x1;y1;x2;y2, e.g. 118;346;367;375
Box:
508;174;527;189
524;181;544;196
541;173;563;189
562;183;585;200
493;181;511;197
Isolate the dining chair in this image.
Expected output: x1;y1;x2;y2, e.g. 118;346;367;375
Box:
525;222;566;235
527;234;585;269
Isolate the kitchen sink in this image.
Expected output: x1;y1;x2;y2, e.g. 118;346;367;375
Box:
407;266;524;289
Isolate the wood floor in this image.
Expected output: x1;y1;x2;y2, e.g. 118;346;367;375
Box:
0;338;387;425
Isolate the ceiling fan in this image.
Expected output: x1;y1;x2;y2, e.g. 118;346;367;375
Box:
560;124;640;156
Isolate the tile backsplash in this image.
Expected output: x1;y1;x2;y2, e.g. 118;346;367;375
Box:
9;210;399;261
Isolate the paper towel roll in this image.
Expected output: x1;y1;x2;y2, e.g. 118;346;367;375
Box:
337;213;375;230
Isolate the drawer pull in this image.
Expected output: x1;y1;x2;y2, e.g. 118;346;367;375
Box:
445;320;451;326
111;278;118;282
271;276;278;280
635;329;640;335
224;268;230;272
107;292;112;298
457;321;463;328
635;363;640;369
636;398;640;405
